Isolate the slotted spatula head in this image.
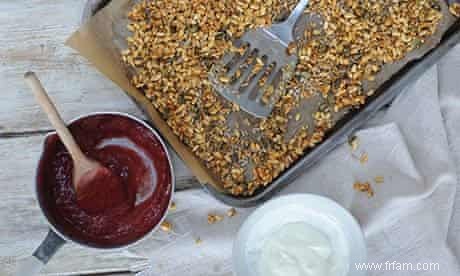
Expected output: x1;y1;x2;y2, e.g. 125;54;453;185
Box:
209;0;310;118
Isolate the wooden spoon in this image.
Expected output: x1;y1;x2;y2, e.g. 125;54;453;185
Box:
24;72;126;213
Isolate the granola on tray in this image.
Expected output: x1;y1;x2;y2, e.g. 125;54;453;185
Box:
122;0;443;196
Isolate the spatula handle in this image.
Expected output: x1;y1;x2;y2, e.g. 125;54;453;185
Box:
24;72;86;162
285;0;310;29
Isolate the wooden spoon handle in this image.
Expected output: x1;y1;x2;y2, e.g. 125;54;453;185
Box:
24;72;87;162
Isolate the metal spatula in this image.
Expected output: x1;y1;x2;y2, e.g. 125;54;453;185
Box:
209;0;310;118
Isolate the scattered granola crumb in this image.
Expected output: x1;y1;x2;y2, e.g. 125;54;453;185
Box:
232;103;240;112
374;176;384;184
227;208;237;217
287;42;297;56
195;237;202;245
353;181;374;197
450;3;460;17
208;214;224;224
359;152;369;164
366;89;376;97
169;202;177;211
219;76;231;84
160;221;172;232
295;113;301;121
348;136;359;151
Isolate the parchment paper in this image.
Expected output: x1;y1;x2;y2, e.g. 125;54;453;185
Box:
66;0;222;191
66;0;458;193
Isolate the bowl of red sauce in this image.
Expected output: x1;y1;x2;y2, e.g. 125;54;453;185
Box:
36;112;174;249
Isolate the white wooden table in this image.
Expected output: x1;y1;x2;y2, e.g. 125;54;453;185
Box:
0;1;198;275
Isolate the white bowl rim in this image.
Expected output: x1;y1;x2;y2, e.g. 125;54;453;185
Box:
233;193;367;276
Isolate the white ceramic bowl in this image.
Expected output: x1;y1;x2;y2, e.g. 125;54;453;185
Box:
233;194;367;276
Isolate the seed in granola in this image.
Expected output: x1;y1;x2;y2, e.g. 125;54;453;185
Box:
219;76;231;84
294;113;301;121
256;57;265;66
160;221;172;232
232;103;241;112
287;42;297;56
169;202;177;211
450;3;460;17
207;214;223;224
195;237;202;245
235;69;242;79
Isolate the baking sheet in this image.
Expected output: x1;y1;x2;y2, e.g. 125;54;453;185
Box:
67;0;458;199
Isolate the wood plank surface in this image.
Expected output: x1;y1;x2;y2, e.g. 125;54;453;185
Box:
0;1;199;275
0;0;143;134
0;0;199;186
0;129;198;276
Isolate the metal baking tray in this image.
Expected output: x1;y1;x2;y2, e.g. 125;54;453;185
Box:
85;1;460;207
205;20;460;207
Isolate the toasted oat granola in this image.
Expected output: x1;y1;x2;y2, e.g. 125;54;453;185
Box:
207;214;223;224
450;3;460;17
160;220;172;232
123;0;442;196
353;181;374;197
227;207;237;217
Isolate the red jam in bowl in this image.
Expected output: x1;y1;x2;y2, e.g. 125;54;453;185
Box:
36;114;173;248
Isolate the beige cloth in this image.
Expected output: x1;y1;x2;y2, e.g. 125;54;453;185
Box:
135;44;460;276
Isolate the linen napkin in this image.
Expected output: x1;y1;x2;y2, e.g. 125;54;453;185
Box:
133;44;460;276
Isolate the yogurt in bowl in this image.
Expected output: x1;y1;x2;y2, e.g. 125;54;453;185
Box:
233;194;366;276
